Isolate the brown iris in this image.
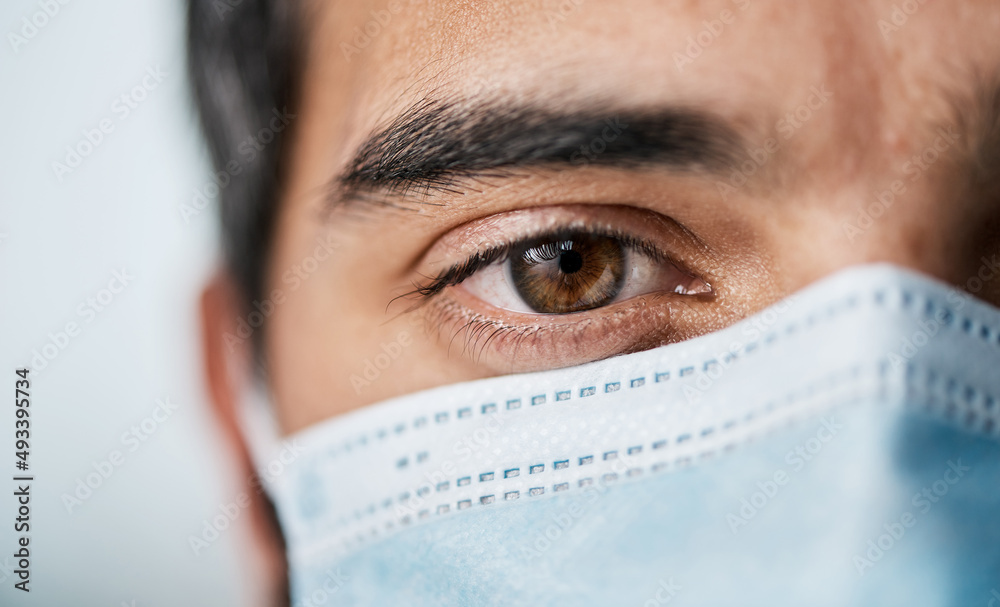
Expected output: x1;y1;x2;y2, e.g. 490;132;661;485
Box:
510;234;626;313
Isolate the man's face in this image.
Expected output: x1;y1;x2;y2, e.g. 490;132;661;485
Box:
261;0;1000;432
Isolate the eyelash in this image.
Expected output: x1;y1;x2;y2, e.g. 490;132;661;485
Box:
406;227;676;304
423;296;596;363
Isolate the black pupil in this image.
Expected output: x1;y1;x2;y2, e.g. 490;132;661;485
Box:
558;249;583;274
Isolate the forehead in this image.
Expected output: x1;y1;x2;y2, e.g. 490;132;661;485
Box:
308;2;997;110
291;0;1000;196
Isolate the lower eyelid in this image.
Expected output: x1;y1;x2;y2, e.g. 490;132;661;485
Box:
420;286;712;372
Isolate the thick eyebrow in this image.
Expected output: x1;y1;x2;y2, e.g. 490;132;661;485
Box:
330;98;746;209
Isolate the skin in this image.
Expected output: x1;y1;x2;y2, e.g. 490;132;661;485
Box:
199;1;1000;599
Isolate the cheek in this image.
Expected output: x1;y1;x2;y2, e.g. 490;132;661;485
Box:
262;227;351;431
374;338;498;403
265;281;343;433
264;258;491;432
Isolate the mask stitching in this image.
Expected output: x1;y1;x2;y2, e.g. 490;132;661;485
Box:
905;363;1000;435
280;285;1000;560
289;362;1000;564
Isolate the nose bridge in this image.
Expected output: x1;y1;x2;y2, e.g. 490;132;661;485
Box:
843;170;1000;301
780;4;996;290
823;8;1000;295
773;154;997;308
810;76;990;290
854;206;961;282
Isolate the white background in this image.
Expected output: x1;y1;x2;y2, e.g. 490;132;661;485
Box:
1;1;256;605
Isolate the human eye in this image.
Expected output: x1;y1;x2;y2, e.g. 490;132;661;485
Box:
458;230;709;315
401;204;727;372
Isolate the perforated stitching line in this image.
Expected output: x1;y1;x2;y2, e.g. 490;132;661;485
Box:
298;364;873;548
293;364;1000;562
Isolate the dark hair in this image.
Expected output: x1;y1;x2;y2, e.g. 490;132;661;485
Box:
186;0;302;312
186;6;299;599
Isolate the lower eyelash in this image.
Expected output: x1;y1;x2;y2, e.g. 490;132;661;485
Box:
423;296;591;364
421;292;685;369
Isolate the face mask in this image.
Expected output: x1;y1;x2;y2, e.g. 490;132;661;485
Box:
243;264;1000;607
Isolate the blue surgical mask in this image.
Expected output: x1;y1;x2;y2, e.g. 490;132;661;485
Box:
245;264;1000;606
